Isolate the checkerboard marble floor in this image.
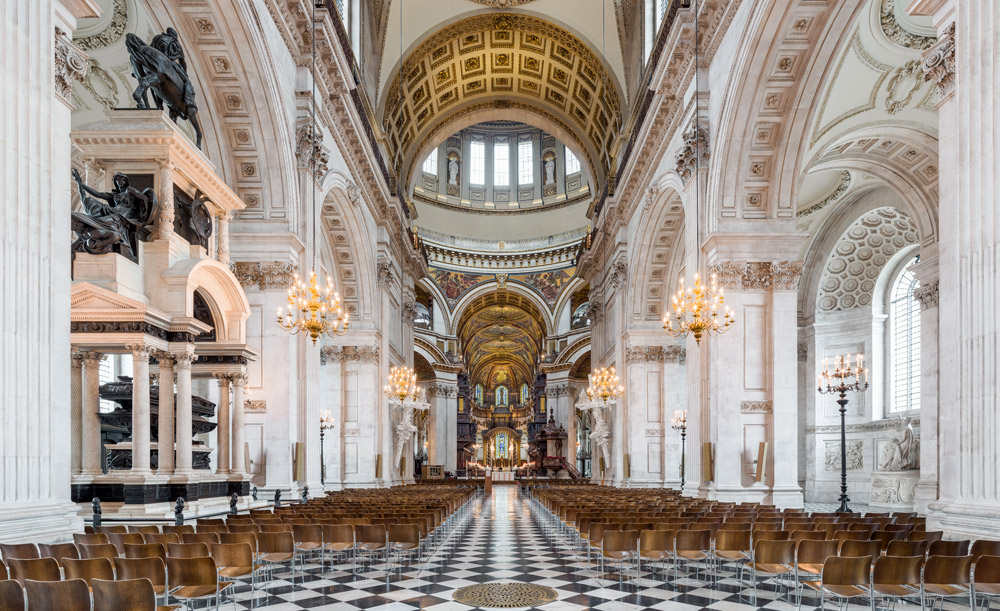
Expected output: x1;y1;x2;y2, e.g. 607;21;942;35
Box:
217;488;951;611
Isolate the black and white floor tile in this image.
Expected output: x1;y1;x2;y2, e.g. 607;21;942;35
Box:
212;488;953;611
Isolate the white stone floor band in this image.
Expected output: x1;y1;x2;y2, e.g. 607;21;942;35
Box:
201;487;967;611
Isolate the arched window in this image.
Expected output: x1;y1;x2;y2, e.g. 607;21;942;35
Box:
520;383;530;405
474;384;483;403
494;140;509;186
565;148;581;175
422;148;438;175
496;385;509;406
470;139;485;185
888;257;920;413
517;138;533;185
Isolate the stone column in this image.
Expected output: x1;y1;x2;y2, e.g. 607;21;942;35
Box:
215;374;231;475
70;352;84;474
216;211;231;265
770;262;805;507
913;275;939;513
80;352;105;475
128;344;153;475
157;354;176;474
231;374;246;475
173;352;195;475
157;161;175;240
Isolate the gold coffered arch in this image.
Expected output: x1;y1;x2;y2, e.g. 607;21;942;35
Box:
381;13;623;201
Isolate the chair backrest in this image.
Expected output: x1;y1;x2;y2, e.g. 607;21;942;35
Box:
840;539;882;559
108;533;144;555
227;524;260;534
144;533;180;546
182;532;220;545
0;580;23;611
293;524;324;544
72;533;109;546
871;530;906;551
791;530;827;542
8;558;60;585
928;539;971;557
754;539;795;564
973;555;1000;586
639;529;674;553
37;543;79;567
388;524;420;546
162;525;195;536
96;526;127;534
821;555;872;587
114;556;166;588
834;530;868;544
256;531;295;554
78;543;119;561
128;526;160;536
354;525;387;547
714;529;750;552
883;523;915;535
971;539;1000;560
166;556;218;588
210;543;254;569
675;529;711;552
909;530;944;543
196;524;228;534
219;532;258;555
166;542;209;559
796;539;839;565
885;540;928;557
63;557;114;587
753;521;784;532
923;555;973;586
198;518;226;526
601;530;636;556
0;559;5;581
24;579;90;611
753;530;790;546
124;542;166;560
321;524;354;546
0;545;38;562
259;523;293;533
872;554;922;585
92;577;157;611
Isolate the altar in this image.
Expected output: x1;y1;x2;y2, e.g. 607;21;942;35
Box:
492;471;515;483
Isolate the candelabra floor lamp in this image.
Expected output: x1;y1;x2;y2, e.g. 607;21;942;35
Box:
672;410;687;491
320;411;334;486
817;354;868;513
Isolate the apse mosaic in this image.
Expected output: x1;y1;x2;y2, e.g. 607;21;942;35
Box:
428;265;575;306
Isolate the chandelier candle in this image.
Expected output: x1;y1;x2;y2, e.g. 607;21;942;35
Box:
817;354;869;513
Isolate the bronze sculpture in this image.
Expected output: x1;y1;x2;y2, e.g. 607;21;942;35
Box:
125;28;204;148
71;169;156;262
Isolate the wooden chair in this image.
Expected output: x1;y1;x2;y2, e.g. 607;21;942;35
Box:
929;539;971;557
320;524;354;571
921;554;974;610
886;540;928;557
210;543;263;599
62;557;114;590
971;555;1000;611
198;518;226;527
91;577;183;611
292;524;324;570
109;533;144;556
674;529;712;583
73;533;109;546
0;580;23;611
226;524;260;534
0;545;37;562
0;559;6;581
114;556;169;603
162;525;195;536
639;529;674;583
78;543;119;562
833;530;868;545
839;539;882;559
128;526;161;536
124;543;166;561
972;539;1000;560
196;524;228;534
182;532;220;546
354;525;387;576
144;533;180;547
37;543;79;569
601;530;637;586
257;531;298;586
790;530;826;542
166;543;209;559
96;526;128;535
792;538;840;603
747;539;796;604
871;529;907;553
802;555;873;610
388;524;421;574
258;523;292;533
712;529;751;585
219;533;258;559
871;554;923;608
910;530;944;543
7;558;60;585
166;556;234;611
24;579;90;611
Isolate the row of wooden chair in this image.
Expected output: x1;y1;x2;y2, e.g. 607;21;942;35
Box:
0;577;180;611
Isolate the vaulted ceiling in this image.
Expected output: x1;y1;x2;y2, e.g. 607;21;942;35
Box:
456;291;546;391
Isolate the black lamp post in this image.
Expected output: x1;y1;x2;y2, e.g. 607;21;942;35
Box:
319;410;334;486
671;409;688;491
817;354;869;513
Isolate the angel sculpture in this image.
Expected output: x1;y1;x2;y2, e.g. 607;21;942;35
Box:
576;394;611;474
393;388;429;471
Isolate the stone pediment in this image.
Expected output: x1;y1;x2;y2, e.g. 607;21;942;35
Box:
71;282;168;325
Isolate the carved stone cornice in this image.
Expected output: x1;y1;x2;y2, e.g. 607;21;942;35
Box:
467;0;537;6
922;22;955;101
231;261;297;291
879;0;935;50
432;384;458;398
127;343;155;361
674;122;710;184
80;351;105;367
807;418;920;434
709;260;803;291
54;28;89;107
295;122;330;181
626;345;685;364
320;345;380;364
547;383;570;398
172;352;197;369
741;401;773;414
914;280;939;310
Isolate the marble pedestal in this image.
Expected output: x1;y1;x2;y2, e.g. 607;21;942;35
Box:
868;470;920;511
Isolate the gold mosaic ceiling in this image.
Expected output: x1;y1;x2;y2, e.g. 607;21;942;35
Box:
456;292;546;391
382;13;622;198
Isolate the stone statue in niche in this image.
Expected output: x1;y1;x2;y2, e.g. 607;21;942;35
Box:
878;416;919;471
448;157;460;185
125;28;204;148
71;169;156;262
544;157;556;184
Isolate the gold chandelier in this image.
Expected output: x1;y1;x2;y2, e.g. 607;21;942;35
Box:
663;273;734;345
276;271;349;344
384;366;419;403
586;366;624;404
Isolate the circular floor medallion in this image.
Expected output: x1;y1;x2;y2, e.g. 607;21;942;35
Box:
452;581;558;608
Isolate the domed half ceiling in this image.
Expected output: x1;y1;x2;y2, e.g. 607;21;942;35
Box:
456;291;546;391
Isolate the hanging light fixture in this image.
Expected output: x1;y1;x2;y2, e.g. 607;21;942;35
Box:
662;0;734;346
585;366;624;405
276;0;349;345
384;365;419;404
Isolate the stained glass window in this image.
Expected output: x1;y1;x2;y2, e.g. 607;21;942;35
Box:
475;384;483;403
496;385;509;406
520;383;530;405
